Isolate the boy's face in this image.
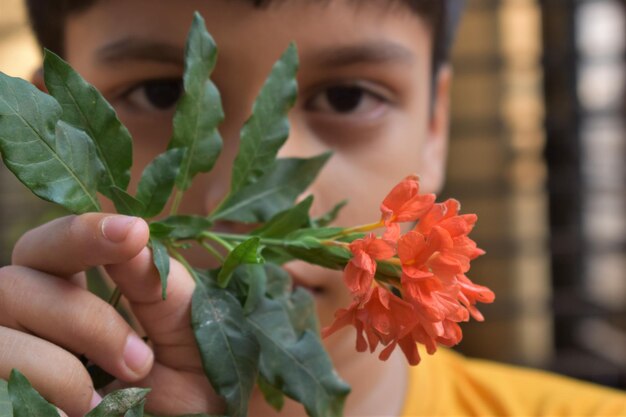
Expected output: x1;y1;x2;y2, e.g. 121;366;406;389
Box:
61;0;450;328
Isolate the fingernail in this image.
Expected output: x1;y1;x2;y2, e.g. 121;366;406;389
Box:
123;333;153;375
90;391;102;409
101;216;137;242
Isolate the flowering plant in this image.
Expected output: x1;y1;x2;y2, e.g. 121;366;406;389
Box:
0;12;493;417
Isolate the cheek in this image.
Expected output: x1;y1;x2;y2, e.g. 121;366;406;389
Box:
308;124;429;227
124;116;174;171
316;270;354;326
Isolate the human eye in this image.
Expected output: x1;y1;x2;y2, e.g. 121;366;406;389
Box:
119;78;183;113
304;82;390;120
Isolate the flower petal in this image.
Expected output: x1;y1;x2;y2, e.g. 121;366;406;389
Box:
380;175;435;224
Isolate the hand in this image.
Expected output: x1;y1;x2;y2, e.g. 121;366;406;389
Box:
0;213;224;417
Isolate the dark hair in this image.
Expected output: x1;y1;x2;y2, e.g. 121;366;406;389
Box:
26;0;465;74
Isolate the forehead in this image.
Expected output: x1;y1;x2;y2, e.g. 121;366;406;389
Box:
65;0;432;74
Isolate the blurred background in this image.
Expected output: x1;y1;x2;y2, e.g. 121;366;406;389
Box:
1;0;625;389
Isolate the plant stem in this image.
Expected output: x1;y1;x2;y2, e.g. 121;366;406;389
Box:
338;220;385;236
321;239;350;248
170;190;184;216
199;239;225;262
202;232;235;252
204;231;353;252
208;232;293;248
108;287;122;308
384;258;402;266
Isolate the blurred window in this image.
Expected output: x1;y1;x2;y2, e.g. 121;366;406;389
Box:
543;0;626;388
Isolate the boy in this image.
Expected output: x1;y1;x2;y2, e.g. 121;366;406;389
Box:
0;0;624;416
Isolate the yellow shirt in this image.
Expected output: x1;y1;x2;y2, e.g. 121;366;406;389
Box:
401;349;626;416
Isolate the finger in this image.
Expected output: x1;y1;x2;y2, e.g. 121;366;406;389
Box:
0;266;154;383
102;363;224;415
12;213;149;277
0;326;101;417
141;364;224;415
105;248;199;368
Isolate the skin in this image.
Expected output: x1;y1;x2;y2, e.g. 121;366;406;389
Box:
0;0;452;415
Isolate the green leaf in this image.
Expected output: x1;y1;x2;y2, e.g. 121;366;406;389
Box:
312;200;347;227
150;237;171;300
109;186;146;216
123;400;145;417
0;379;13;417
169;12;223;191
288;287;319;334
260;228;343;267
8;369;60;417
286;227;344;241
230;264;268;314
43;50;132;197
238;263;318;331
227;263;344;416
374;260;403;283
192;282;260;417
252;195;313;238
242;264;317;334
0;73;102;213
246;298;350;417
257;374;284;412
85;388;150;417
229;43;299;194
217;237;262;288
263;263;292;299
282;241;351;271
260;227;354;269
149;215;213;240
258;247;295;266
211;153;331;223
136;148;185;217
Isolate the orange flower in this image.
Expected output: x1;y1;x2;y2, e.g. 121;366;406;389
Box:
380;175;435;226
416;199;477;237
344;234;395;298
322;282;468;365
383;300;465;365
322;286;419;361
457;274;495;321
395;198;493;353
324;176;495;367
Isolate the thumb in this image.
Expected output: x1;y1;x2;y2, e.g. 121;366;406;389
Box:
105;248;200;370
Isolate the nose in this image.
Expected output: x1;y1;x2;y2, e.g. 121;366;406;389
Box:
276;112;325;159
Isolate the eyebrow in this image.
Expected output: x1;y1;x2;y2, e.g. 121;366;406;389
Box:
305;41;415;68
96;39;185;65
95;38;414;69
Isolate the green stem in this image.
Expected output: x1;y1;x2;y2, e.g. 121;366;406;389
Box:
338;220;385;236
207;196;227;221
108;286;122;308
170;190;184;216
208;232;292;248
202;231;353;254
199;239;225;263
374;259;403;286
321;239;349;248
202;232;235;252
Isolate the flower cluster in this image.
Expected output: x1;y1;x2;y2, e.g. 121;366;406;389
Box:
322;175;495;365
